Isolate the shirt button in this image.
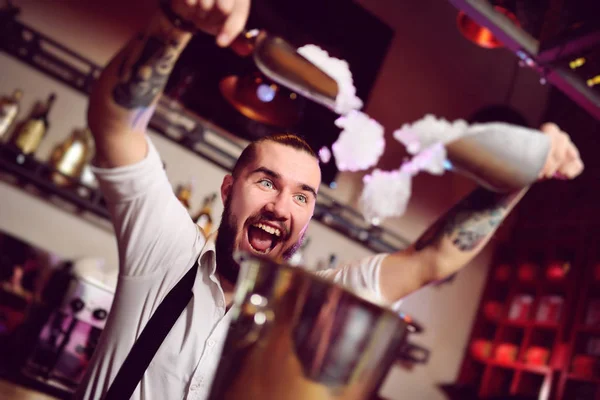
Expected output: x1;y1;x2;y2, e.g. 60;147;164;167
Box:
217;300;224;307
190;383;200;391
207;339;215;347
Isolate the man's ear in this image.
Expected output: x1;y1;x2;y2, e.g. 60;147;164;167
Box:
221;174;234;204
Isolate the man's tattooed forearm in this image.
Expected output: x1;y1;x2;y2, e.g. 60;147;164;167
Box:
415;188;516;252
443;203;507;251
112;32;182;109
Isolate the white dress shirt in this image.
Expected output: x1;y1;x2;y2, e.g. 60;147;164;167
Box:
75;136;391;400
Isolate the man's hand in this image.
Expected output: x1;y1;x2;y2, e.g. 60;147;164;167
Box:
88;0;251;168
171;0;251;47
538;122;584;180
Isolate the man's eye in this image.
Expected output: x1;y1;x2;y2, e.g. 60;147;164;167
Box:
295;194;307;204
259;179;274;189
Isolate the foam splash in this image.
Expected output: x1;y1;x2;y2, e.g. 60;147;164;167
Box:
297;44;363;115
318;146;332;164
393;114;469;154
358;118;465;221
409;142;448;176
332;111;385;172
296;45;382;171
295;46;483;222
359;168;412;223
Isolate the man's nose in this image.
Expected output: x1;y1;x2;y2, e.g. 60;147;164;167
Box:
264;193;291;221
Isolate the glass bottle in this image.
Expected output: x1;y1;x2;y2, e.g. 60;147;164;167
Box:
49;127;95;187
10;93;56;155
0;89;23;140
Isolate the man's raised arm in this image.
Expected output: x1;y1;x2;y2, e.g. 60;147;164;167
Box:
377;122;584;302
87;0;250;168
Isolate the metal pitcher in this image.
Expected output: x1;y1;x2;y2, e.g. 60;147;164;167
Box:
231;29;339;111
207;253;416;400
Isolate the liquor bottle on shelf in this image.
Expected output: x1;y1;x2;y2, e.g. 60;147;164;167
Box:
175;182;194;211
194;193;217;236
315;257;328;271
0;88;23;140
49;127;95;187
315;253;337;270
328;253;338;269
9;92;56;155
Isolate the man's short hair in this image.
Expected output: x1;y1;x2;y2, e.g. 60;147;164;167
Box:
232;133;318;178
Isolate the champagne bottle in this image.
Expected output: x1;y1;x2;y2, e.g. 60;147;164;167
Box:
49;127;95;187
194;193;217;236
0;89;22;140
175;182;194;211
10;93;56;155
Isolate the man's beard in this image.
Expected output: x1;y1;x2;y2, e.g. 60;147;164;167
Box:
215;195;305;286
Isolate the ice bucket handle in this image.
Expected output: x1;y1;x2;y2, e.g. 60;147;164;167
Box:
232;292;275;348
398;312;424;334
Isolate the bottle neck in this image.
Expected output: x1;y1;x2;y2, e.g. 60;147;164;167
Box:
205;194;217;210
178;189;191;202
201;199;215;214
36;95;56;120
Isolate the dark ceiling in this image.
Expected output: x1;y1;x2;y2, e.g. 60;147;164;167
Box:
448;0;600;120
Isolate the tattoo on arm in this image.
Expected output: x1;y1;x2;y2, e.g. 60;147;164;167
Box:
415;187;519;252
112;30;183;110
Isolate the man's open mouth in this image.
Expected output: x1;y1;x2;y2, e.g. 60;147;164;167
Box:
246;222;283;255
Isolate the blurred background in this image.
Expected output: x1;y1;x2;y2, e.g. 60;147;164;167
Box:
0;0;599;399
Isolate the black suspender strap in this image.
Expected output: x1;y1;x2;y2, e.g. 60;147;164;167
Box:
103;262;198;400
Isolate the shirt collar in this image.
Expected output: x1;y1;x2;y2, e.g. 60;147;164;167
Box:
199;231;218;277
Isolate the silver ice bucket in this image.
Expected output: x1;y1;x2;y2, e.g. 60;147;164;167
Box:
207;253;417;400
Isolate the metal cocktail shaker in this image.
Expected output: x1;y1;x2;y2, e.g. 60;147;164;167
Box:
447;123;551;193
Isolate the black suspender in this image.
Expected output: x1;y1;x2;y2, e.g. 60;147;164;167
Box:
103;262;198;400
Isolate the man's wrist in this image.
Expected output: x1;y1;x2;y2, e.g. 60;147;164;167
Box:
158;0;197;33
154;9;194;44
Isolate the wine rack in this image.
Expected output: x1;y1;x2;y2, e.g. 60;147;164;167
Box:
0;5;410;254
455;226;600;400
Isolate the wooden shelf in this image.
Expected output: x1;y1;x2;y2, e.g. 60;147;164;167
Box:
483;358;551;375
0;144;109;219
576;324;600;334
567;373;600;384
501;319;560;330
